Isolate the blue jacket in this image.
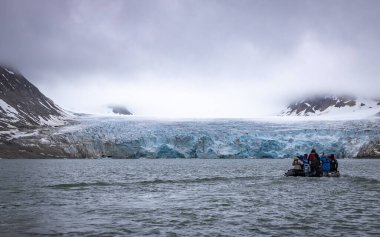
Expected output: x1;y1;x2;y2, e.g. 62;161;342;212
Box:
321;156;330;172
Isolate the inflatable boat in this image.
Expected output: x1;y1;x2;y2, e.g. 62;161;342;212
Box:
285;169;340;177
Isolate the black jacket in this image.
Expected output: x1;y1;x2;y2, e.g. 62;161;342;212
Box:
330;159;338;171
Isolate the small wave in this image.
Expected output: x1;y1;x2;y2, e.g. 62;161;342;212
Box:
137;176;228;185
343;175;380;184
46;181;118;189
136;175;260;185
46;176;260;189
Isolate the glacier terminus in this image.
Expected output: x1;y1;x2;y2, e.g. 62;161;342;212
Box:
2;115;379;159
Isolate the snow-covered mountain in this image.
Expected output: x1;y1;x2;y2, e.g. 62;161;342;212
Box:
281;95;380;118
0;65;70;130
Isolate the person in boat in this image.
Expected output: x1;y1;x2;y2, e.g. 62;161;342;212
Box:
308;148;321;176
297;155;305;170
330;154;338;172
292;156;304;175
302;153;310;176
321;152;330;176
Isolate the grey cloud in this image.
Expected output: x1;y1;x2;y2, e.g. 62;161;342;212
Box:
1;0;380;116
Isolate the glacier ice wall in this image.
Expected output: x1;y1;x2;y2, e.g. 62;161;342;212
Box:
46;117;380;158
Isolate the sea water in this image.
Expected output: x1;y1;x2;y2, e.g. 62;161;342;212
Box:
0;159;379;236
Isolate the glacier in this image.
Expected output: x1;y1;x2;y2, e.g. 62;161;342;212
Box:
9;115;374;159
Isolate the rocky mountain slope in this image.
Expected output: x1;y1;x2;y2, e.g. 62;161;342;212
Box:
0;65;70;130
281;95;380;117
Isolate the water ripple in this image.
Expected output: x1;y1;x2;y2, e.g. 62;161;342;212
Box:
1;159;379;236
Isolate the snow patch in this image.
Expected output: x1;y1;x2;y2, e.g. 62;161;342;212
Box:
0;99;19;120
0;130;16;136
4;68;14;75
39;138;51;145
0;129;39;140
1;73;9;81
38;115;66;126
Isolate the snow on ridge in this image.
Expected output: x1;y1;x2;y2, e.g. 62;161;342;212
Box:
39;100;52;110
4;68;14;75
1;73;8;81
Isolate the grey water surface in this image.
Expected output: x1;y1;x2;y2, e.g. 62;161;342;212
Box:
0;159;379;236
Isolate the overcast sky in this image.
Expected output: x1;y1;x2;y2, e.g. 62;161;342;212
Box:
1;0;379;117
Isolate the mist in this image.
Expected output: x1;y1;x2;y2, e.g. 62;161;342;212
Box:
1;0;380;117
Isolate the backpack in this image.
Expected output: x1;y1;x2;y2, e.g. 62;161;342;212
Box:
310;153;318;166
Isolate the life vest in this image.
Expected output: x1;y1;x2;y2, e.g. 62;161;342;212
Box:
321;157;330;171
322;157;329;164
310;153;320;167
